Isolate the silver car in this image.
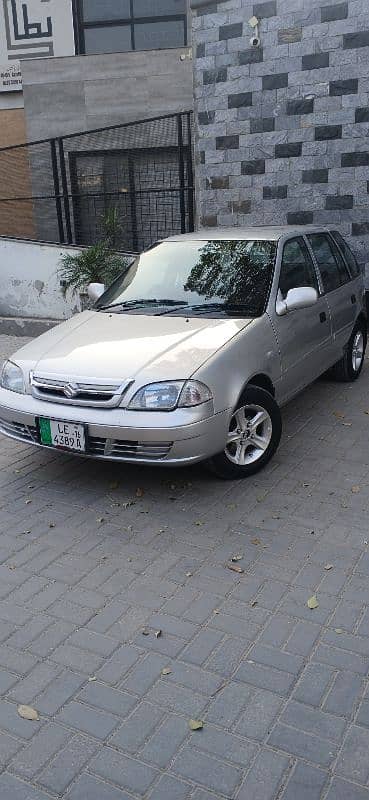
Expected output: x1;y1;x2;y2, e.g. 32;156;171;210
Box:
0;226;366;479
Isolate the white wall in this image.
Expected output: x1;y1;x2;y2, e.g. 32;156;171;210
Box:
0;238;80;319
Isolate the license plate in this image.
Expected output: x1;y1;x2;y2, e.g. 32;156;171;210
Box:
39;418;86;452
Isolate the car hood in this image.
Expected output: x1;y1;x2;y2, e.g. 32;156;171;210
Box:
13;310;254;384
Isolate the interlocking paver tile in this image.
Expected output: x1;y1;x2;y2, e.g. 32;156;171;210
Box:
281;762;328;800
335;725;369;783
236;748;290;800
325;778;369;800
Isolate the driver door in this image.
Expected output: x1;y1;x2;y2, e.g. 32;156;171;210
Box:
271;236;333;402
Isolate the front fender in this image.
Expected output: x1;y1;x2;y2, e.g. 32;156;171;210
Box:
193;315;281;414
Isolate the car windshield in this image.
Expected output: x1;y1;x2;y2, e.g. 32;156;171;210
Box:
96;239;277;316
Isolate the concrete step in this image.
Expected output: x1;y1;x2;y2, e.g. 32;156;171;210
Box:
0;316;60;338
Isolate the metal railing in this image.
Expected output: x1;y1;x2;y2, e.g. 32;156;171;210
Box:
0;111;194;252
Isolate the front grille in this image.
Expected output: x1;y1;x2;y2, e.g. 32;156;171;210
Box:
88;436;172;460
0;418;172;461
30;373;133;408
0;418;38;443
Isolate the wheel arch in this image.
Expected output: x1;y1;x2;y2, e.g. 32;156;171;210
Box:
238;373;275;403
355;311;367;333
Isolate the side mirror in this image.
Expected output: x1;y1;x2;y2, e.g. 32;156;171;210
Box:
276;287;318;316
87;282;105;302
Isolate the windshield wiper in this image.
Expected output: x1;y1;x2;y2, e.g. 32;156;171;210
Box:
99;298;189;310
184;303;256;315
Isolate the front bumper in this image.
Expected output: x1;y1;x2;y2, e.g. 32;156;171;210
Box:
0;389;231;466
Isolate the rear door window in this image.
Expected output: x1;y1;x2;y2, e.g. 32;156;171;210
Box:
331;231;361;278
307;233;350;293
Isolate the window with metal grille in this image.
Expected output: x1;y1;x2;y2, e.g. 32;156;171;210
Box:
74;0;188;54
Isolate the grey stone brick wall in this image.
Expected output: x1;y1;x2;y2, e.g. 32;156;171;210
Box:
191;0;369;280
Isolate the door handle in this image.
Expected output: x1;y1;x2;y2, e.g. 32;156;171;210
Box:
351;294;356;304
320;312;327;323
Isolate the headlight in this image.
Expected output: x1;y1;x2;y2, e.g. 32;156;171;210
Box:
128;380;212;411
0;361;25;394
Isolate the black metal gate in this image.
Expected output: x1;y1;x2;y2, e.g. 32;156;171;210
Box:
0;112;194;252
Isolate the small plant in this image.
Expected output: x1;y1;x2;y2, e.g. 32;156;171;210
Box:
59;208;129;297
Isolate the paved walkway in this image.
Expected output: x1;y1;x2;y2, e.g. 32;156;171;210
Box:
1;334;369;799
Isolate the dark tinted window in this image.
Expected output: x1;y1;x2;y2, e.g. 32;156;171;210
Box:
134;20;185;49
83;0;130;22
84;25;132;54
134;0;186;15
279;237;318;298
80;0;187;53
307;233;350;292
97;239;277;316
331;231;361;278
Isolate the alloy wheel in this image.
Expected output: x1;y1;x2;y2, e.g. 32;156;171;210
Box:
352;330;364;373
225;403;273;466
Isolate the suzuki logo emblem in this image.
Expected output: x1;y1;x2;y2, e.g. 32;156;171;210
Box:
63;383;78;399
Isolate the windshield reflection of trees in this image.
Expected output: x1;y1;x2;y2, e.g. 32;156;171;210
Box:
184;240;276;313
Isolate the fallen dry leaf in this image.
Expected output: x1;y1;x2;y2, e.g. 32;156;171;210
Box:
333;410;345;419
227;563;244;574
351;486;361;494
136;487;144;498
251;537;261;546
109;481;119;490
161;667;172;676
189;719;203;731
324;564;334;571
307;595;319;610
17;705;39;721
231;554;243;562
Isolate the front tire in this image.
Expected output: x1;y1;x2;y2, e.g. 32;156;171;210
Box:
330;321;367;382
208;386;282;480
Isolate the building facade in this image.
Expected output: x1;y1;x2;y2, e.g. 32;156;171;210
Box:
0;0;75;146
0;1;194;247
191;0;369;279
0;1;194;145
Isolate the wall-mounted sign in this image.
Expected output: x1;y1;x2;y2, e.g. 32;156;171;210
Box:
0;60;22;91
0;0;75;92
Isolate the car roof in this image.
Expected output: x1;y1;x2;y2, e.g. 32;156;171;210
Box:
165;225;334;242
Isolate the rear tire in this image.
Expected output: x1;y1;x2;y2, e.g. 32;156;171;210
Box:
329;321;366;382
208;386;282;480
